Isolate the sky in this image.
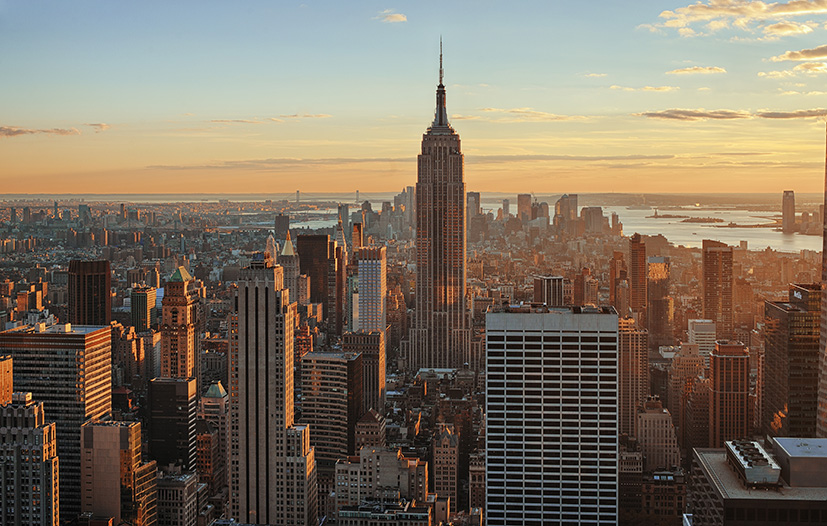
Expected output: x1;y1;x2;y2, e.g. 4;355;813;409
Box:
4;0;827;195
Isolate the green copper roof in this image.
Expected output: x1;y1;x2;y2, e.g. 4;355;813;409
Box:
204;381;227;398
168;266;193;282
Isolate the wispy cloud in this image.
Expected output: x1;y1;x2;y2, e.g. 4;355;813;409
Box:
374;9;407;23
772;44;827;61
0;126;81;138
279;113;332;119
211;119;267;124
585;73;608;78
763;21;814;35
148;153;683;171
148;157;411;171
209;115;328;124
479;107;586;122
756;108;827;118
635;108;750;121
666;66;727;75
780;89;827;95
636;107;827;120
84;123;110;132
759;61;827;77
610;85;680;92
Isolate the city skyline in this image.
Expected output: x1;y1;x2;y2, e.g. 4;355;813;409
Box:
5;1;827;194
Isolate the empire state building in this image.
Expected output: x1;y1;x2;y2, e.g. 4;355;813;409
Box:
405;45;471;372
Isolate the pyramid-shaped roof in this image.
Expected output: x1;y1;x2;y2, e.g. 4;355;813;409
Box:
204;380;227;398
168;266;193;282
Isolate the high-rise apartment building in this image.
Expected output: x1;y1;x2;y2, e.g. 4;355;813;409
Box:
354;246;387;333
637;396;680;472
433;425;459;505
131;286;157;332
300;351;364;465
405;48;470;372
689;319;717;366
667;343;705;440
619;317;649;436
517;193;532;223
703;240;734;340
343;331;386;415
161;266;199;381
709;341;750;448
782;190;796;233
467;191;481;217
629;233;647;327
275;213;290;239
80;420;158;526
148;377;197;472
230;257;317;526
610;251;627;311
68;259;111;326
763;284;820;437
534;275;566;307
297;233;343;331
0;323;111;522
0;392;59;526
647;256;673;350
486;304;619;525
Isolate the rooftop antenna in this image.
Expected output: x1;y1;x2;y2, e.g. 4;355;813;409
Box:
439;36;443;85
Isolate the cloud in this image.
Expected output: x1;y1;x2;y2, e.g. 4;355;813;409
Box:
763;21;814;35
658;0;827;33
0;126;81;138
209;115;328;124
279;113;332;119
759;61;827;77
636;107;827;121
211;119;265;124
585;73;608;78
84;123;110;132
610;85;680;92
479;107;585;121
148;157;411;171
374;9;407;23
635;109;751;121
667;66;727;75
772;44;827;61
148;153;682;171
780;89;827;95
755;108;827;118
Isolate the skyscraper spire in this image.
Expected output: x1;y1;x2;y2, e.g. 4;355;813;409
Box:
433;38;449;128
439;36;443;86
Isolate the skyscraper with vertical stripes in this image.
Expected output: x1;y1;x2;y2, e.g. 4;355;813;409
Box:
229;254;317;525
405;43;470;372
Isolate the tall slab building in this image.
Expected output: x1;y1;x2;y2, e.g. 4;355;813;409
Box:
405;45;470;372
819;127;827;438
486;305;619;525
229;255;317;525
703;240;734;340
0;323;112;522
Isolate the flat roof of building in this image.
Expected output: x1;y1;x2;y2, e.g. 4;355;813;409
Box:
775;438;827;459
694;449;827;501
1;323;108;335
